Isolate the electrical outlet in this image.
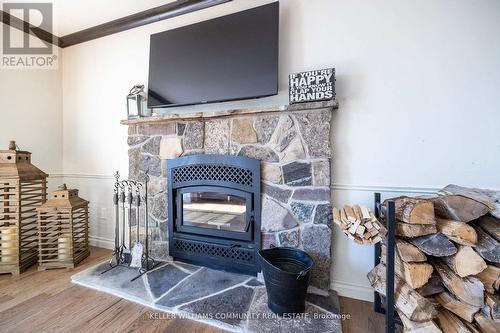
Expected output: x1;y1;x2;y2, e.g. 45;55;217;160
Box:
100;208;107;219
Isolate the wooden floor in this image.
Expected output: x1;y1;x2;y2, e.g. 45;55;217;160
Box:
0;247;389;333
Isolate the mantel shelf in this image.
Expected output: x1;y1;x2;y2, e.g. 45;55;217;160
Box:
120;100;338;125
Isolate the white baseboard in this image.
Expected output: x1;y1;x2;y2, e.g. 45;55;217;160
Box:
89;235;114;249
330;280;374;302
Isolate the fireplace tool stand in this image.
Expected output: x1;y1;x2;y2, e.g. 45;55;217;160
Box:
130;172;160;281
101;172;159;280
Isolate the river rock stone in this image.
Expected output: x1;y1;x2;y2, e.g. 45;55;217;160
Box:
254;116;279;144
261;233;277;249
159;136;183;159
262;183;292;203
302;224;332;289
231;118;257;144
204;120;229;154
184;121;204;150
294;110;332;158
269;115;296;152
314;204;333;227
262;163;282;184
148;176;166;195
278;228;299;247
177;123;186;136
159;221;168;237
127;135;149;146
291;202;315;224
261;198;298;232
152;193;168;222
150;241;169;260
292;188;331;202
313;160;331;186
282;161;312;186
128;147;140;179
141;136;161;155
238;145;279;163
181;149;204;157
280;136;306;162
139;154;162;176
129;208;137;227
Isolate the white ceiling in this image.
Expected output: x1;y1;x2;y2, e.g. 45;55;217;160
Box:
5;0;172;36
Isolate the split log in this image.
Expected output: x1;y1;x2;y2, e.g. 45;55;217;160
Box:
472;225;500;264
461;321;482;333
475;265;500;294
432;261;484;308
409;233;457;257
432;195;488;223
396;222;437;238
440;185;500;219
483;293;499;322
417;275;445;297
396;239;427;262
382;245;433;289
436;218;477;246
387;196;436;224
367;263;437;322
398;310;442;333
435;291;481;323
475;215;500;242
441;246;487;277
333;205;385;245
473;312;500;333
435;308;475;333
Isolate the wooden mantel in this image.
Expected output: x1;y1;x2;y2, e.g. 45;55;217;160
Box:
120;100;339;125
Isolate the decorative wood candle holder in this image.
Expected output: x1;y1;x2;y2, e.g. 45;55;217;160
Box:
0;140;48;275
37;184;90;270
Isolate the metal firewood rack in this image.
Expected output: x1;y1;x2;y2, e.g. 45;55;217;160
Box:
373;192;399;333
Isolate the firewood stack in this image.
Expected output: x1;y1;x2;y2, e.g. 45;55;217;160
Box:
332;205;387;245
366;185;500;333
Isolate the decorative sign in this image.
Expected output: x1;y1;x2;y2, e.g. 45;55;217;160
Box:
289;68;335;104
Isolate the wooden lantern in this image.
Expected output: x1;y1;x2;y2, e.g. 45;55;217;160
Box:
0;140;48;275
37;184;90;270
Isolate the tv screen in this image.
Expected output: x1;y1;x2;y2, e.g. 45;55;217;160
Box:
147;2;279;108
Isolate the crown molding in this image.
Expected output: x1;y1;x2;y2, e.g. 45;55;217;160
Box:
1;0;232;48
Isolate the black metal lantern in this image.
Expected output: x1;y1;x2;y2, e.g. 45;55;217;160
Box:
126;85;150;119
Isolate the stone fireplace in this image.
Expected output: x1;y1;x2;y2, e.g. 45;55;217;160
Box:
123;100;338;289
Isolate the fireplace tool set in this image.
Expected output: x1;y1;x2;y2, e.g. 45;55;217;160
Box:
101;171;159;281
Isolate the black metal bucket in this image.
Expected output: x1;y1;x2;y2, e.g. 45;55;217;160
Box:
258;247;314;315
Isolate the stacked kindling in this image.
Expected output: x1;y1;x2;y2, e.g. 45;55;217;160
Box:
366;185;500;333
332;205;386;245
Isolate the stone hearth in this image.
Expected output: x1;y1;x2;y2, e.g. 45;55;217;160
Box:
122;101;338;289
72;260;342;333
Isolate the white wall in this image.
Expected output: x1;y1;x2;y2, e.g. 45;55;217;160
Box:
0;23;63;192
58;0;500;301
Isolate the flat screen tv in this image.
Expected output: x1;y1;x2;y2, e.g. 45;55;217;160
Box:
147;2;279;108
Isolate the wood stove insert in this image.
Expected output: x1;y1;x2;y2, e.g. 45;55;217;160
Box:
167;155;261;275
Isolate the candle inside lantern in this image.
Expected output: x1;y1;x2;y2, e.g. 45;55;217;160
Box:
1;226;18;263
58;235;71;261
